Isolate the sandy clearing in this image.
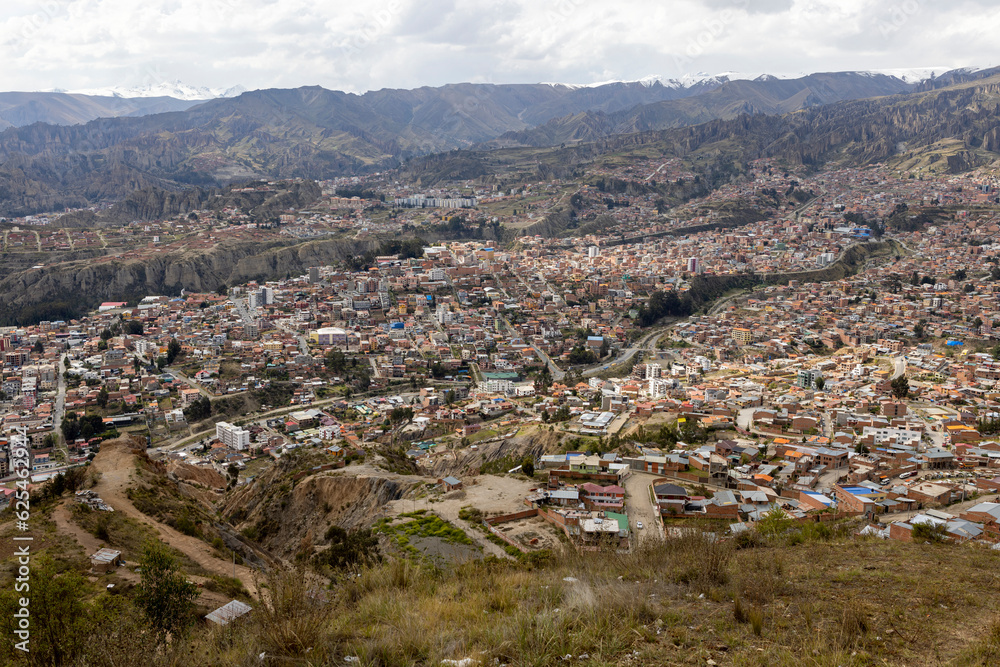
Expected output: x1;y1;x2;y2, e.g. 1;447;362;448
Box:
386;473;539;560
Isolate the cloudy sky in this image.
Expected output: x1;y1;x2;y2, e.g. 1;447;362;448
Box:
1;0;998;94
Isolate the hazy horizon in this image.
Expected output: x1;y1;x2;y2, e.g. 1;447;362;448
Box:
1;1;996;95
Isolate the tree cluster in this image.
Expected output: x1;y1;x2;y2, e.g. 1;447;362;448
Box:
183;395;212;422
61;412;108;442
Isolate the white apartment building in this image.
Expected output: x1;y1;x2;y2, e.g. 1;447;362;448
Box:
216;421;251;451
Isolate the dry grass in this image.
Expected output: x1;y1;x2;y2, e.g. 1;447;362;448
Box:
28;525;998;667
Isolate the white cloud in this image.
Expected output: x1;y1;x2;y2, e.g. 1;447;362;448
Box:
0;0;997;94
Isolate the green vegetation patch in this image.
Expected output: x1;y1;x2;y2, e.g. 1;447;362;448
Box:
375;511;474;558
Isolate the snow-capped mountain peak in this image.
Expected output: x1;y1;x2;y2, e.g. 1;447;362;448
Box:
857;67;955;84
64;80;248;100
549;68;963;90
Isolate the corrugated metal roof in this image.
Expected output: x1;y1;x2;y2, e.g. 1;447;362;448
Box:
205;600;252;626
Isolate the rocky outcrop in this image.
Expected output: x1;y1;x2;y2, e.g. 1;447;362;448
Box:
221;467;420;558
0;236;381;325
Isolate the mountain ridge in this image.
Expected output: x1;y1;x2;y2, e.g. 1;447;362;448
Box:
0;67;996;217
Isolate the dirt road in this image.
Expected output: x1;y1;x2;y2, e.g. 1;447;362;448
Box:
625;472;663;543
91;442;260;596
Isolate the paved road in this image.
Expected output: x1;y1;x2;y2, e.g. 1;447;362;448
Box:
172;368;214;398
499;314;565;380
581;326;670;378
151;389;424;454
891;356;907;380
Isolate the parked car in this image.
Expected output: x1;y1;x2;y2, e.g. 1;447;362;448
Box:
636;521;644;530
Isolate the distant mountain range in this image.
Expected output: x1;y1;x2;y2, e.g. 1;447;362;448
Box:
404;68;1000;189
0;81;247;130
0;67;998;217
62;80;248;101
485;72;922;148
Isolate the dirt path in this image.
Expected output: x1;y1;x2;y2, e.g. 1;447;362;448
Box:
53;501;106;554
91;444;260;596
55;501;239;608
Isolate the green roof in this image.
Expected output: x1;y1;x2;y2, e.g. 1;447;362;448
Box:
605;511;629;533
482;372;519;380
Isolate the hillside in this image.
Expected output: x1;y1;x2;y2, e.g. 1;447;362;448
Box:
6;486;1000;667
0;71;930;216
220;452;420;559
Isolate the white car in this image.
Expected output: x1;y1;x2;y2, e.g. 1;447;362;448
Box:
636;521;644;530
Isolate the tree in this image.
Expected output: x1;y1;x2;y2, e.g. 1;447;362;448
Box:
352;365;372;390
814;377;825;392
62;466;87;493
227;463;239;486
521;455;535;478
317;526;381;571
32;339;44;354
166;338;182;365
83;594;161;665
890;374;910;400
183;395;211;422
216;284;228;296
0;557;90;665
97;387;109;409
912;521;947;543
62;413;81;442
568;346;597;365
952;268;968;281
100;328;113;341
325;349;348;373
913;319;926;339
125;320;144;335
389;406;413;425
135;541;198;639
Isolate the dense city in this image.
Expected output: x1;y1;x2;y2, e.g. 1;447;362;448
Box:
5;156;1000;561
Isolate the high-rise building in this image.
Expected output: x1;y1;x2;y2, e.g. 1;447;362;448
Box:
309;267;320;283
216;422;250;450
